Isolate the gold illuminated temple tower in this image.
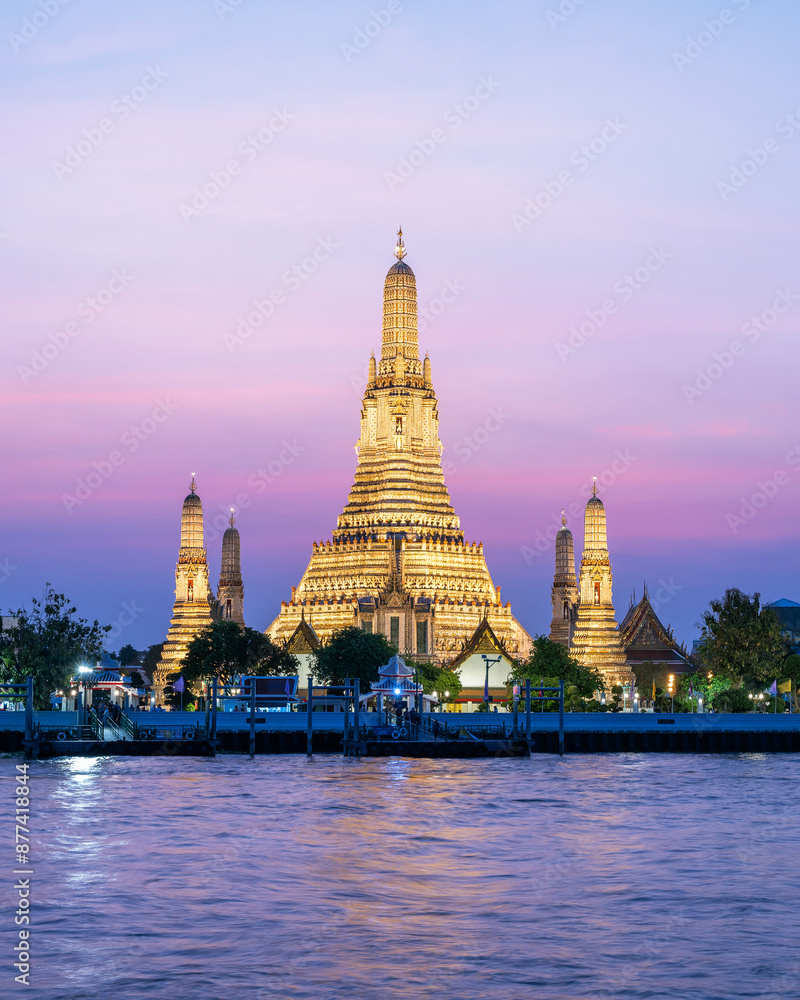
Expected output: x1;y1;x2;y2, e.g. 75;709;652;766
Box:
267;232;532;662
154;478;219;701
569;484;633;688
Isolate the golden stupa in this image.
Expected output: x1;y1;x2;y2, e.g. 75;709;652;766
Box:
267;232;532;663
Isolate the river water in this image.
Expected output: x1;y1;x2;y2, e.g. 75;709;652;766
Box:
3;752;799;1000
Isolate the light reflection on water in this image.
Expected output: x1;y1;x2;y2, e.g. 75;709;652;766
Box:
4;752;799;1000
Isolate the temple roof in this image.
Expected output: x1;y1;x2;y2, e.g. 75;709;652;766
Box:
449;617;513;669
378;654;414;678
619;591;687;662
287;616;321;653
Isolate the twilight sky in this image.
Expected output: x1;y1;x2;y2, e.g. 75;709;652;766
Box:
2;0;799;653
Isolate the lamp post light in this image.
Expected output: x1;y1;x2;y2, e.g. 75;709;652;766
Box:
77;665;92;724
667;674;675;714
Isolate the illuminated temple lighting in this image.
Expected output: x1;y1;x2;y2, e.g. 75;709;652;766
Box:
568;489;634;688
267;233;532;662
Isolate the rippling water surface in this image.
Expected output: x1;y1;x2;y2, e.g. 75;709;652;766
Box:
3;752;799;1000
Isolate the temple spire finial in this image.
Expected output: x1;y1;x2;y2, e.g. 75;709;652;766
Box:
394;227;406;260
229;508;236;528
190;473;197;494
591;476;598;497
561;508;567;528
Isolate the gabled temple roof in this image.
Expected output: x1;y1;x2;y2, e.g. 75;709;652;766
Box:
620;591;689;665
768;598;800;608
287;616;321;653
449;617;514;669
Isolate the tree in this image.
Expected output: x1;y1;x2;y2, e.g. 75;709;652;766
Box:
142;643;164;676
181;621;298;688
314;626;396;689
698;589;785;683
117;644;140;666
405;658;463;702
512;635;605;700
0;585;111;709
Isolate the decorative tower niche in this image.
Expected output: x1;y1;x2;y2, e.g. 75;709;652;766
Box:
549;511;579;647
569;482;633;689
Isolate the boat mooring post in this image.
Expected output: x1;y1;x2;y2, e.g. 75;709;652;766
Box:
353;678;360;740
558;678;565;756
343;678;351;752
25;676;34;745
204;683;210;737
525;679;531;752
249;678;256;758
210;677;218;740
306;675;313;757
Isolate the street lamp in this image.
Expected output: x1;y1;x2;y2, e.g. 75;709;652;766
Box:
667;674;675;713
77;664;92;723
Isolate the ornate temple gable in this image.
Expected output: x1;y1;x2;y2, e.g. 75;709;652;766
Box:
448;617;508;669
287;616;321;654
619;593;675;650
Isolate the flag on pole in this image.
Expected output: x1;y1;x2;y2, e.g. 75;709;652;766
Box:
652;678;656;700
173;676;185;693
767;680;778;696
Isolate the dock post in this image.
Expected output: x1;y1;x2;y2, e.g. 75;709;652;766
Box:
25;676;34;745
353;678;360;752
204;684;210;737
210;678;218;740
525;679;531;753
306;675;313;757
558;678;565;756
343;679;351;753
249;679;256;758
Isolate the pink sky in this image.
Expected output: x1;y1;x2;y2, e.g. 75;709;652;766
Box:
2;0;799;650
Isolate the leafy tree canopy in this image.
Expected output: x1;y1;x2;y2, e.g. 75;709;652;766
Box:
405;658;463;701
512;635;605;698
314;626;396;689
1;585;110;709
141;643;164;675
116;644;140;667
698;589;785;683
181;621;298;689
